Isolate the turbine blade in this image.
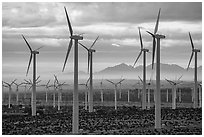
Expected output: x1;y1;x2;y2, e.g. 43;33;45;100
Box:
189;32;194;50
146;31;154;37
178;75;183;81
22;35;32;52
165;79;174;85
117;79;125;85
46;80;51;86
86;77;90;85
138;76;143;83
106;79;115;85
187;52;194;70
34;46;44;51
36;76;40;82
62;39;73;72
11;79;17;85
154;8;161;34
152;37;156;69
79;43;89;51
133;51;142;67
138;27;143;49
26;53;33;76
64;6;73;36
90;36;99;49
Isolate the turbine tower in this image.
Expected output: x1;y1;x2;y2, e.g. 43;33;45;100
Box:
22;35;43;116
187;32;201;108
146;8;165;129
100;79;104;103
3;79;17;108
133;27;149;110
62;6;83;134
106;79;125;110
79;36;99;112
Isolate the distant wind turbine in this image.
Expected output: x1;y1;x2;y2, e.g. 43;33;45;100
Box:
146;8;165;129
165;75;183;109
133;27;149;109
54;75;67;111
22;35;43;116
79;77;90;110
79;36;99;112
14;81;24;105
3;79;17;108
40;80;52;104
106;79;125;110
62;6;83;134
187;32;201;108
198;82;202;108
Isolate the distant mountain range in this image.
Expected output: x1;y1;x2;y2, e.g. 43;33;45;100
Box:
95;63;202;81
64;63;202;81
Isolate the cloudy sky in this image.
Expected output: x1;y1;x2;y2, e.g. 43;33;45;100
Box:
2;2;202;83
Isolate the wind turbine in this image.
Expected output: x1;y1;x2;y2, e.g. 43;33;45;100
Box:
187;32;201;108
62;6;83;134
3;79;17;108
79;77;90;110
165;75;183;109
118;76;124;99
54;75;67;111
146;8;165;129
40;80;52;104
147;77;152;109
79;36;99;112
22;35;43;116
14;81;24;105
106;79;125;110
24;76;41;106
133;27;149;110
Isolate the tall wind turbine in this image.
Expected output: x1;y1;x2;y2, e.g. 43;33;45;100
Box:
14;81;24;105
79;36;99;112
165;75;182;109
62;6;83;134
146;8;165;129
187;32;201;108
106;79;125;110
3;79;17;108
133;27;149;109
22;35;43;116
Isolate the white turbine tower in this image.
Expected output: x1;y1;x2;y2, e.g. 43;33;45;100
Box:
100;79;104;103
79;36;99;112
40;80;51;104
133;27;149;110
3;79;17;108
146;8;165;129
62;7;83;134
22;35;43;116
106;79;125;110
187;32;201;108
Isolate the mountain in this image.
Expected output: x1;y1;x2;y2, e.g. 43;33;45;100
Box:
95;63;202;81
